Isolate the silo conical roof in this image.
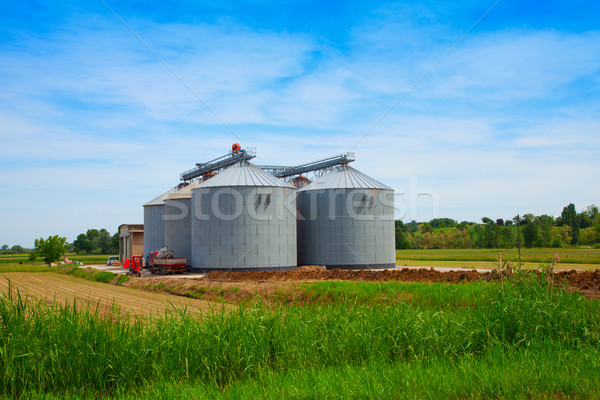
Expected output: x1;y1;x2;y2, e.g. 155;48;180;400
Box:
197;162;294;188
165;180;202;200
144;183;186;206
299;165;392;191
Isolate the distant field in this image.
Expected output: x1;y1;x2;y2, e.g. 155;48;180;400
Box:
396;248;600;270
0;253;116;265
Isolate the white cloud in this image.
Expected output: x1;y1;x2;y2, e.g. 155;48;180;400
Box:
1;9;599;245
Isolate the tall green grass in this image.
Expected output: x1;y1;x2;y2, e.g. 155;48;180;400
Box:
130;347;600;400
301;280;489;308
0;273;598;398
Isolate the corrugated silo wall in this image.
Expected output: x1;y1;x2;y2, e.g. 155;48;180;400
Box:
143;205;165;258
191;187;296;271
163;199;192;265
297;188;395;269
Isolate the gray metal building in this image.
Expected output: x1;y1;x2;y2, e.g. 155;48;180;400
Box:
163;180;202;264
191;162;297;271
297;165;395;269
143;183;186;258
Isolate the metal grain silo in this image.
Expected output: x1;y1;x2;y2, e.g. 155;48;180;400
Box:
191;162;297;271
163;180;202;264
143;183;186;258
297;166;395;269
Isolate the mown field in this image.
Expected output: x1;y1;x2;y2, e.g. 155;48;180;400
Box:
0;268;599;399
397;247;600;270
0;272;223;318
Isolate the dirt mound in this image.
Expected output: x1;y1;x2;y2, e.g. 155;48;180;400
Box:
205;267;493;284
555;269;600;298
296;265;327;272
203;268;600;298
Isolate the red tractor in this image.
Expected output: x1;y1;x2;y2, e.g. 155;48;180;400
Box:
123;255;144;277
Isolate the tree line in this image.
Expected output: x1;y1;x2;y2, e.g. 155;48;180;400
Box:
0;244;30;255
72;229;119;254
2;228;119;256
396;203;600;249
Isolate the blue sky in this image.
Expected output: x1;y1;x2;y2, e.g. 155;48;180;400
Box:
0;0;599;247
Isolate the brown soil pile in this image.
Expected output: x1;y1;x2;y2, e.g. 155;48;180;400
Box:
204;267;600;298
556;269;600;290
555;269;600;298
205;267;492;284
296;265;327;272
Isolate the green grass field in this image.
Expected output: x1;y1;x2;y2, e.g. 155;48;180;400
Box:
0;270;599;399
0;253;116;266
397;247;600;269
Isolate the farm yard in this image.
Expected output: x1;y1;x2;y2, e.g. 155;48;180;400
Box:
1;256;600;399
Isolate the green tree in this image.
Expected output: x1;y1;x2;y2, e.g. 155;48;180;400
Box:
537;215;555;247
559;225;572;247
405;221;419;233
429;218;456;228
579;205;598;229
86;229;100;252
579;228;600;246
34;235;69;265
10;245;25;254
110;232;119;254
593;214;600;235
483;223;500;248
481;217;494;225
97;229;112;254
579;213;592;229
474;217;501;248
419;223;433;233
457;221;471;230
523;219;539;248
585;205;599;220
395;221;411;249
561;203;579;245
73;234;93;254
498;226;514;248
